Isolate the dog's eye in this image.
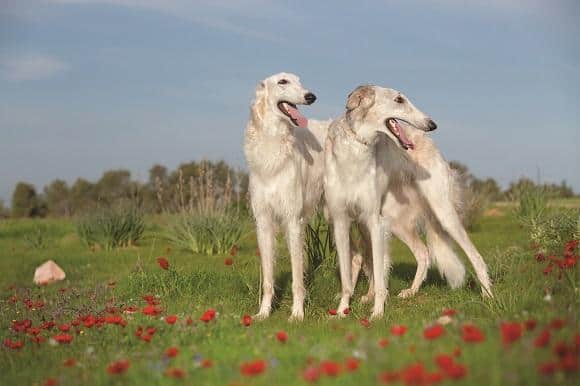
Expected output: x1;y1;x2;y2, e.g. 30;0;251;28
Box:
277;79;289;85
394;95;405;104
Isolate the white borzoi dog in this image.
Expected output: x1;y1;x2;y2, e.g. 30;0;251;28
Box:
324;85;439;319
343;86;493;302
244;72;330;321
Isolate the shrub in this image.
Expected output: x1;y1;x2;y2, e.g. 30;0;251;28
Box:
460;186;491;231
23;224;51;249
529;210;580;255
166;212;246;256
76;204;144;250
515;186;548;224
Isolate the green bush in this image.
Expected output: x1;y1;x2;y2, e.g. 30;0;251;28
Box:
76;204;144;250
166;212;246;256
514;186;547;224
528;210;580;255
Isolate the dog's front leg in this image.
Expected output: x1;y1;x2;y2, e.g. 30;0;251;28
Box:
367;215;387;320
255;212;276;320
285;218;305;321
333;214;353;316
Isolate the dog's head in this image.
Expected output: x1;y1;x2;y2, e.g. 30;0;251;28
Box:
254;72;316;128
345;85;437;150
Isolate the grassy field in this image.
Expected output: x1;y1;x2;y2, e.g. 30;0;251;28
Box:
0;208;578;386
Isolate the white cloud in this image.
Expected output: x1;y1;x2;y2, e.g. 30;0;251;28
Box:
0;54;69;81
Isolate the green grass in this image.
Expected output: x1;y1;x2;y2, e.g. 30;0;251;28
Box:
0;211;578;386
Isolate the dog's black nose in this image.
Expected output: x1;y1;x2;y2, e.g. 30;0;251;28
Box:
427;119;437;131
304;93;317;105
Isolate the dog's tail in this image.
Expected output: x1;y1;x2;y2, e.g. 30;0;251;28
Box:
424;217;466;289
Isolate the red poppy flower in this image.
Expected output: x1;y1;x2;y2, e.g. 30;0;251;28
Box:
524;319;537;331
345;357;360;372
41;320;55;330
230;244;239;256
328;309;337;316
343;308;350;315
165;347;179;358
276;331;288;343
303;366;321;383
156;257;169;270
462;324;485;343
435;354;454;370
3;338;24;350
391;325;407;336
30;335;46;344
534;329;551;348
142;295;159;305
12;319;32;332
241;314;252;327
400;363;428;385
442;308;457;317
378;338;389;348
379;371;400;384
320;360;341;377
201;359;213;368
360;318;371;328
224;258;234;266
200;309;217;323
107;360;130;375
500;322;522;345
538;362;557;375
27;327;41;336
165;368;186;378
553;341;570;357
53;334;73;344
142;305;162;316
63;358;77;367
549;318;566;330
445;363;468;380
240;359;267;376
165;315;178;324
560;354;579;372
134;326;143;337
146;327;157;335
186;317;193;325
44;378;58;386
424;324;445;340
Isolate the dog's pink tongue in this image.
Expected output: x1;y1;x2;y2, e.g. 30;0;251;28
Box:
286;104;308;128
394;120;415;150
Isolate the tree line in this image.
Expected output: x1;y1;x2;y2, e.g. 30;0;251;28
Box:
2;160;575;219
4;160;249;218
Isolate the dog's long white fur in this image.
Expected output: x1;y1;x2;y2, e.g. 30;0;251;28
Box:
244;72;330;321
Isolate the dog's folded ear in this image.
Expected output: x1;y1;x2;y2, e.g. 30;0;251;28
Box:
346;85;376;112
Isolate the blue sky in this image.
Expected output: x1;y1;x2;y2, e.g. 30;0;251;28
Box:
1;0;579;203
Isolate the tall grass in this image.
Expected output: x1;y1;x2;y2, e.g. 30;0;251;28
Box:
164;162;247;256
513;186;548;224
304;212;336;288
76;204;144;250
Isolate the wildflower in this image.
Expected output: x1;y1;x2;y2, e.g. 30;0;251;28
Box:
165;315;178;324
241;314;252;327
165;347;179;358
345;357;360;372
442;308;457;317
424;324;445;340
343;308;350;315
538;362;557;375
44;378;58;386
142;305;162;316
240;359;267;376
534;329;551;348
224;258;234;266
328;309;337;316
524;319;537;331
360;318;371;328
107;360;130;375
201;359;213;368
549;318;565;330
3;338;24;350
63;358;77;367
156;257;169;270
165;367;186;378
276;331;288;343
319;360;341;377
302;366;321;382
200;309;217;323
462;324;485;343
379;371;400;384
53;334;73;344
391;325;407;336
378;338;389;348
230;244;239;256
500;322;522;345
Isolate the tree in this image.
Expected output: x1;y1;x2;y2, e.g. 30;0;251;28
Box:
96;169;133;204
11;182;42;217
70;178;96;214
44;179;71;217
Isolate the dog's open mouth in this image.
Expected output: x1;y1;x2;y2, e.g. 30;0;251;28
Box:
386;118;415;150
278;101;308;128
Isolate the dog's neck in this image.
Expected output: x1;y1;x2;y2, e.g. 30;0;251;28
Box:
251;100;294;138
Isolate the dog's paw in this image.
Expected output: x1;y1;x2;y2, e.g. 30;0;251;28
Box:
253;311;271;321
360;294;373;304
397;288;417;299
288;311;304;322
369;309;384;321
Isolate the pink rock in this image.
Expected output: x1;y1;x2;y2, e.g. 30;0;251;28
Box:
33;260;66;285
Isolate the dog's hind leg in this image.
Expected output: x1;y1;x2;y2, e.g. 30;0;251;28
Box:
285;218;306;321
392;224;429;298
418;176;492;297
255;212;276;319
332;213;353;317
